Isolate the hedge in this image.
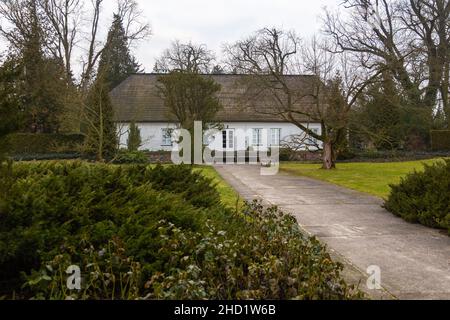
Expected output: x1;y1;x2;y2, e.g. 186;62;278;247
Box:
11;153;83;161
337;149;450;163
113;150;149;164
431;130;450;151
1;133;85;155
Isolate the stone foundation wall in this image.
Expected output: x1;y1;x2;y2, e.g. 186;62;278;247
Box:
290;151;322;162
145;151;173;163
145;150;323;164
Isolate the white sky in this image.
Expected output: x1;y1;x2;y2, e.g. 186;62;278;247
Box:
0;0;342;73
129;0;341;71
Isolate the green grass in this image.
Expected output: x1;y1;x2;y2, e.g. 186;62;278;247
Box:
281;159;446;199
195;166;244;211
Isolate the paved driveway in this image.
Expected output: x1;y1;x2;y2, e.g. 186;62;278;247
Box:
215;164;450;300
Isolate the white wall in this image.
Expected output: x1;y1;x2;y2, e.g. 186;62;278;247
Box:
118;122;178;152
118;122;322;152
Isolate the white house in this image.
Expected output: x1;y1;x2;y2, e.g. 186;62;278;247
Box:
110;74;322;153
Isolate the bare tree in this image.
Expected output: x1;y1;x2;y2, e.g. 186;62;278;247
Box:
156;71;222;164
281;126;322;160
401;0;450;126
154;40;215;73
303;37;379;168
1;0;150;87
78;0;103;91
81;70;117;161
116;0;151;48
0;0;52;52
39;0;82;82
0;0;25;50
225;28;377;169
323;0;450;125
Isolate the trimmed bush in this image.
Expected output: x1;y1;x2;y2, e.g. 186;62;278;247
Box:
279;148;294;161
431;130;450;151
0;161;360;300
384;159;450;234
113;150;149;164
11;153;82;161
335;148;449;163
2;133;85;155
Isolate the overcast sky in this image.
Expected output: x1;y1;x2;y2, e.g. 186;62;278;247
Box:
0;0;342;73
129;0;341;71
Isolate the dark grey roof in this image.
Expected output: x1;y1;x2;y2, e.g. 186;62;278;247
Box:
110;73;317;123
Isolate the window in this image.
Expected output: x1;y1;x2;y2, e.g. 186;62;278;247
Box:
222;130;235;149
270;128;281;146
161;128;173;146
252;129;263;147
222;131;227;149
229;130;234;149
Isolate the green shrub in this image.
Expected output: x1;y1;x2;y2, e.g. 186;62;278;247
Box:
2;133;85;155
279;148;294;161
0;162;212;296
384;159;450;234
11;153;82;161
431;130;450;151
148;201;359;300
127;122;142;152
113;150;149;164
336;148;357;161
141;164;221;208
0;161;360;300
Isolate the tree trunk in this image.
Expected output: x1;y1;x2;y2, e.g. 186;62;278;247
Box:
97;96;104;162
322;141;336;170
443;61;449;128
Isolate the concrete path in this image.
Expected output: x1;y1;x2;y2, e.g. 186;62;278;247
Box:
214;165;450;300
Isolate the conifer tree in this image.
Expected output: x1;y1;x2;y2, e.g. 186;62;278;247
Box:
0;58;22;139
18;1;65;133
127;122;142;151
98;14;141;90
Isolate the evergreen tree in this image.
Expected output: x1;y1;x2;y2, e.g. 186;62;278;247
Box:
0;58;23;158
352;72;403;150
18;1;66;133
98;14;140;90
127;122;142;151
353;71;433;151
84;74;118;161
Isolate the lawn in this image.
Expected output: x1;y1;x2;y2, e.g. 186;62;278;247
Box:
281;159;446;198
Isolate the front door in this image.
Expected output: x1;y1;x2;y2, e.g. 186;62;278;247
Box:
222;129;235;162
222;129;235;151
